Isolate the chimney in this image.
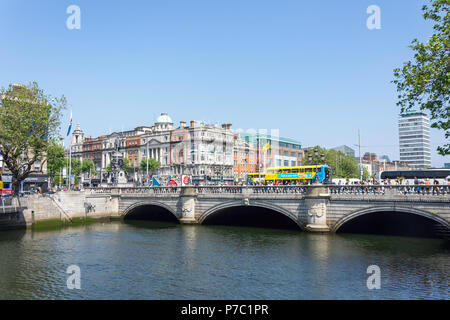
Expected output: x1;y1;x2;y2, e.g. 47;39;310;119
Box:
222;123;232;131
180;121;186;129
190;120;196;128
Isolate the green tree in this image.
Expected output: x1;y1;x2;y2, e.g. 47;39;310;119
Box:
0;82;65;194
81;160;97;176
303;146;360;179
46;140;66;186
69;158;82;185
140;158;161;175
122;157;132;173
362;167;370;182
393;0;450;155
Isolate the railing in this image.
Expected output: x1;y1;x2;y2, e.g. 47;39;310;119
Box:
197;186;309;194
120;187;182;194
85;185;450;197
46;194;73;222
328;184;450;196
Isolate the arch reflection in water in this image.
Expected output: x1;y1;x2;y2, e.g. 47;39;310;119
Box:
201;206;302;230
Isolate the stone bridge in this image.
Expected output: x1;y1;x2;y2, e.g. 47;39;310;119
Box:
90;185;450;238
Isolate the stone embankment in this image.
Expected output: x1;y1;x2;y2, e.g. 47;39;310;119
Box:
0;191;118;230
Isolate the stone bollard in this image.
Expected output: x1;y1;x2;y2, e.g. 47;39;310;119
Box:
304;185;331;232
179;187;197;224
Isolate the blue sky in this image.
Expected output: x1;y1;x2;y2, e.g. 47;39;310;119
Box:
1;0;448;166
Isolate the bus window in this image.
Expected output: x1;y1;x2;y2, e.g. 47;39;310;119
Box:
291;169;299;173
324;168;330;181
300;168;305;173
282;169;291;174
306;168;312;173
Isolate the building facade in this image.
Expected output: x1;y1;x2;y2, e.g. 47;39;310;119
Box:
68;113;307;185
398;111;431;169
70;114;237;184
237;132;303;173
331;145;356;158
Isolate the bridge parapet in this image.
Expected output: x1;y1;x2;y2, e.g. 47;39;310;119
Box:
328;184;450;196
85;185;450;235
87;185;450;199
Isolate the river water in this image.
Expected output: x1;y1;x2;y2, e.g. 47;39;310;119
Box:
0;221;448;300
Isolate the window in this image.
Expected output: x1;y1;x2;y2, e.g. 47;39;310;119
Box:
291;152;296;157
34;160;41;171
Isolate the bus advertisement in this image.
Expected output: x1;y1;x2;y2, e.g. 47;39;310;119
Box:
0;173;12;195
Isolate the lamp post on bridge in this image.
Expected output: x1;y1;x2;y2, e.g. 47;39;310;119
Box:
307;148;325;184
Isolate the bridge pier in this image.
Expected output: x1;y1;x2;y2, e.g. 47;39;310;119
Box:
179;187;198;224
304;186;331;232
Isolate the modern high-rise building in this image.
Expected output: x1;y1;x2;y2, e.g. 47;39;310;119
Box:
398;111;431;169
330;145;355;158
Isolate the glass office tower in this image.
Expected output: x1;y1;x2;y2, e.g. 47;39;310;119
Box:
398;111;431;169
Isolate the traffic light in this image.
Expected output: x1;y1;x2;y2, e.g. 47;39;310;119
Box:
325;169;330;180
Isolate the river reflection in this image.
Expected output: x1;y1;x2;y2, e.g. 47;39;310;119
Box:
0;221;448;299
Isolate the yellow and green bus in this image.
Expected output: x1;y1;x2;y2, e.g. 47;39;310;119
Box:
247;165;331;184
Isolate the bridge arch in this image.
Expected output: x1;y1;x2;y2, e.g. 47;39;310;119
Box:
199;200;304;230
122;201;180;222
332;206;450;237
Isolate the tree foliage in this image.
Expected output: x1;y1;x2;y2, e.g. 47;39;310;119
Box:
46;140;66;185
0;82;65;194
69;159;97;176
140;158;161;175
393;0;450;155
81;160;97;176
303;146;362;179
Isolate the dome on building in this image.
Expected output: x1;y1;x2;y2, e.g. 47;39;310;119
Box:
155;113;172;124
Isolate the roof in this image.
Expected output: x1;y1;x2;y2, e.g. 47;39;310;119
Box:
155;113;172;124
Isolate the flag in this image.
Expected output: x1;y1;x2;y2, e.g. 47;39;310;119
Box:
66;109;72;137
262;142;270;152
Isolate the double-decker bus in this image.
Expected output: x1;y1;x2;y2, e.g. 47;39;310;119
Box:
247;165;331;184
246;173;266;184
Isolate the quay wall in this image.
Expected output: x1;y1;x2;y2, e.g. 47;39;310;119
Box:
0;192;118;230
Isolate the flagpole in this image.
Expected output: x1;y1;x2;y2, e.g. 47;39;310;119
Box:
69;140;72;190
67;108;73;190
